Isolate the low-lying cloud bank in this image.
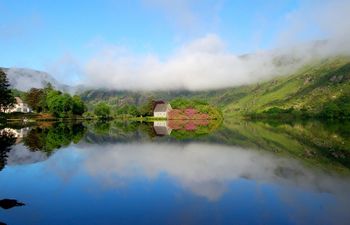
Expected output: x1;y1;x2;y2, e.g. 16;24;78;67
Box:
82;35;350;91
61;0;350;91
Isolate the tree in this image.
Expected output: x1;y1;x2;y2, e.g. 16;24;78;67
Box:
25;88;45;112
0;70;15;112
127;105;139;116
94;102;111;119
321;102;340;118
72;95;86;115
139;97;155;116
46;90;73;117
116;105;139;116
40;83;54;112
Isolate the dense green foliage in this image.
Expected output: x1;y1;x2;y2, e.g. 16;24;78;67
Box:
94;102;111;119
72;95;86;115
11;89;26;99
320;92;350;119
138;97;155;116
25;88;46;112
0;70;15;113
47;91;73;117
116;105;139;116
23;84;86;118
170;98;223;119
249;91;350;120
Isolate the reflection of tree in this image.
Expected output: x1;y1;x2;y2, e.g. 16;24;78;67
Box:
0;130;16;171
24;123;86;155
93;121;111;135
24;127;46;151
139;123;157;138
112;121;139;133
170;119;222;140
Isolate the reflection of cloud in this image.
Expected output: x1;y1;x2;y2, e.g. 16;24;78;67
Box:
12;140;349;223
6;144;47;165
76;143;350;201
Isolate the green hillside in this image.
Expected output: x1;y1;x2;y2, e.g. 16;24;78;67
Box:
215;57;350;117
208;119;350;173
79;57;350;118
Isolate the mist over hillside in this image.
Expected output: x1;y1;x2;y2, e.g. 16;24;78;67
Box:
0;67;72;93
4;39;346;93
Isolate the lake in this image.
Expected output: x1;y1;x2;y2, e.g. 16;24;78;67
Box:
0;119;350;225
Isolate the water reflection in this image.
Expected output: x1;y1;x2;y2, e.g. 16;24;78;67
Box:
1;120;350;173
77;142;350;200
153;121;172;136
0;199;25;210
23;123;86;154
0;120;350;224
0;129;17;171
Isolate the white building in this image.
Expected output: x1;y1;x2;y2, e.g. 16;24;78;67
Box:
153;102;172;118
5;97;32;113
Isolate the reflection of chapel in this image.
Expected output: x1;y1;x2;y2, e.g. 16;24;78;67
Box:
153;121;172;136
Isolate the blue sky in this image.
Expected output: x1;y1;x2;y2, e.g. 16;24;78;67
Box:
1;0;348;89
0;0;302;69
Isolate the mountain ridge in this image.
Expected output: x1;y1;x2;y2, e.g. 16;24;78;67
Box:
0;67;72;93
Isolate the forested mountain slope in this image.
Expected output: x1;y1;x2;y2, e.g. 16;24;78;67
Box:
80;57;350;117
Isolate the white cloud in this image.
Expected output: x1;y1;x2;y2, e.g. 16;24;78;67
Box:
276;0;350;47
81;33;349;91
53;0;350;91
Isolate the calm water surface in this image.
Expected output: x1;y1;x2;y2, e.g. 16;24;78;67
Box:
0;120;350;225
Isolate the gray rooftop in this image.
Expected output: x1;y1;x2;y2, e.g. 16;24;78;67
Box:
154;103;169;112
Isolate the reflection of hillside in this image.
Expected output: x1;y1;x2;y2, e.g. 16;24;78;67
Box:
82;120;221;143
83;121;152;144
81;119;350;174
2;119;350;174
206;120;350;173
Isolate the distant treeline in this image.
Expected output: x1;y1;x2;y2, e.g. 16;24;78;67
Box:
23;84;86;118
87;97;223;120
